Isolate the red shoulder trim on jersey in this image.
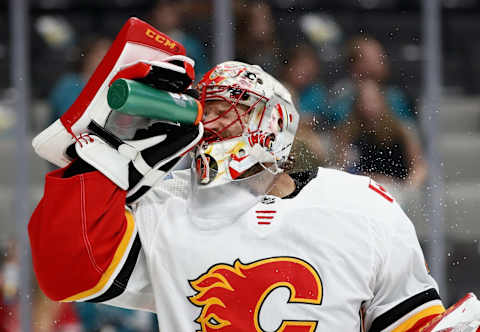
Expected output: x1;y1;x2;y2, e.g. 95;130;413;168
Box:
29;167;132;301
369;179;394;203
62;210;137;302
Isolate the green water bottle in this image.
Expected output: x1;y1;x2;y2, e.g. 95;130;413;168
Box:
107;78;203;125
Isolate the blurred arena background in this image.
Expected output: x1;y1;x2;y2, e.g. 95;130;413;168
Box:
1;0;479;331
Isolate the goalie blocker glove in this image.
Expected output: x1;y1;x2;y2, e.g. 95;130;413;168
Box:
67;120;203;204
62;54;202;204
413;293;480;332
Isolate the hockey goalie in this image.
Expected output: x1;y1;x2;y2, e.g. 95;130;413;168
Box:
28;17;480;332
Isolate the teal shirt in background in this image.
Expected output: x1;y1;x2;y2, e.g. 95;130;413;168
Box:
330;85;416;125
297;82;331;126
48;73;85;123
171;32;209;80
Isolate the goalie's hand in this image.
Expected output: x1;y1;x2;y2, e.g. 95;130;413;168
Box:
110;56;195;93
72;120;203;204
418;293;480;332
435;321;480;332
63;54;201;204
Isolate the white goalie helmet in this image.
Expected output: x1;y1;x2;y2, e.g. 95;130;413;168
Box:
193;61;299;188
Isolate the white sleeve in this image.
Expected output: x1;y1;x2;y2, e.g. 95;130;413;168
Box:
364;202;444;332
132;169;190;251
106;170;191;311
103;247;156;312
103;171;191;311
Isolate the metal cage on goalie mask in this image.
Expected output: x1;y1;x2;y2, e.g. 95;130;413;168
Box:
194;61;299;187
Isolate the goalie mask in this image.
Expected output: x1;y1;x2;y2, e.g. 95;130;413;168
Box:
193;61;299;188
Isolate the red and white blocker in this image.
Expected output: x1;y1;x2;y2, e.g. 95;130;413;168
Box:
32;17;194;167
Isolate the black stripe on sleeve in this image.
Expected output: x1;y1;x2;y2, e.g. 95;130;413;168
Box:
369;288;441;332
87;234;142;303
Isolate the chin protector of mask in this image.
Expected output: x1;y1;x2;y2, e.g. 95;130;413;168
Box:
188;156;277;219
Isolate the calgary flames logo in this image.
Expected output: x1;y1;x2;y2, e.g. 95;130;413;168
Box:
188;257;323;332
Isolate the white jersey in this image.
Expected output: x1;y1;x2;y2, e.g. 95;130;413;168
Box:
107;167;442;332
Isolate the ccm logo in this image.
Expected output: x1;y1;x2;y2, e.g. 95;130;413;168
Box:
145;29;177;49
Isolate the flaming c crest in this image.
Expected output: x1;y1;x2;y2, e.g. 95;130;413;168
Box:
188;257;323;332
